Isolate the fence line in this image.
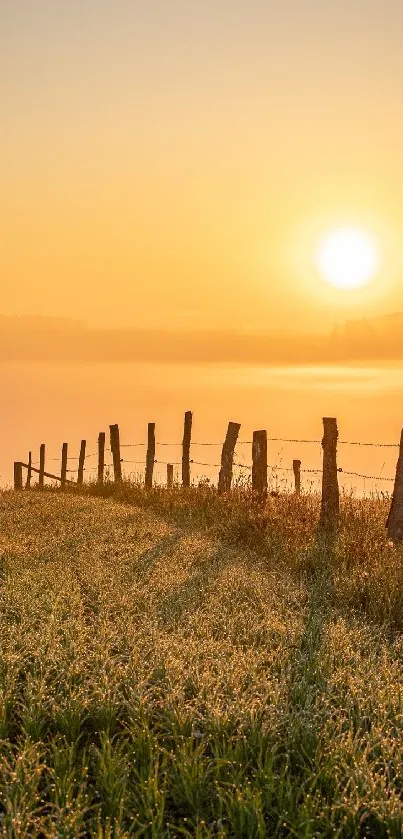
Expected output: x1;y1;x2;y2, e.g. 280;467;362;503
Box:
46;437;401;453
100;458;396;484
13;414;403;541
24;458;395;484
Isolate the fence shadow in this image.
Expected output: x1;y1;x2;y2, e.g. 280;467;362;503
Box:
133;531;184;578
282;527;337;782
154;542;238;630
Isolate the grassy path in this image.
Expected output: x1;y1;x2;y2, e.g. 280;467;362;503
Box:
0;491;402;836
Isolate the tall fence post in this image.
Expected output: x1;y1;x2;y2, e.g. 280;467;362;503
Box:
293;459;301;495
182;411;192;488
387;428;403;542
61;443;68;489
78;440;86;485
218;422;241;494
109;424;122;483
252;430;268;500
26;452;32;489
98;432;105;485
167;463;174;488
39;444;46;489
14;462;23;490
320;417;339;529
145;423;156;489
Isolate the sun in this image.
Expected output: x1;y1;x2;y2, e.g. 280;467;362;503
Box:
315;228;380;290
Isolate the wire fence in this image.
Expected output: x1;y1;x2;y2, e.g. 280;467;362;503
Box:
30;433;399;485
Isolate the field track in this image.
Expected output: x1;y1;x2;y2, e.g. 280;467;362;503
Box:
0;491;402;837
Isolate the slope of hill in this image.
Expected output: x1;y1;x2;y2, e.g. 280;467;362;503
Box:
0;490;402;836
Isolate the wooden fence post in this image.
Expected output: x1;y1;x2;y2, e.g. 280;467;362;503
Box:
26;452;32;489
78;440;86;485
98;432;105;485
109;424;122;483
14;462;23;490
182;411;192;488
61;443;68;489
293;459;301;495
145;423;156;488
218;422;241;494
252;430;268;499
39;444;46;489
387;428;403;542
167;463;174;488
320;417;339;529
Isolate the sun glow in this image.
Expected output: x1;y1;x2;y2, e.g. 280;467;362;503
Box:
315;228;380;290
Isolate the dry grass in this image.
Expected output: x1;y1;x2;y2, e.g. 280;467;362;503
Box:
0;487;402;836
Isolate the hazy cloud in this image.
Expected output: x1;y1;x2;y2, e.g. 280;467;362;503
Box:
0;313;402;364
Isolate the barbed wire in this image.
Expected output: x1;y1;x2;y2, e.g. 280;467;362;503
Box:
120;443;146;448
41;436;401;461
29;458;396;484
272;466;321;474
109;438;399;448
339;441;398;449
137;437;399;448
337;468;393;482
152;460;182;467
268;437;398;448
190;460;220;469
25;424;401;492
25;462;394;484
48;453;98;462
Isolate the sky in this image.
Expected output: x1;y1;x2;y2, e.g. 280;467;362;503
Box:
2;0;403;334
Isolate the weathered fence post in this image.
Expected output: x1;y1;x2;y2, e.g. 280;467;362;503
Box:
182;411;192;488
109;424;122;483
61;443;68;489
145;423;156;489
218;422;241;494
387;428;403;542
167;463;174;488
98;432;105;485
78;440;86;485
293;459;301;495
252;430;268;500
14;462;23;490
26;452;32;489
320;417;339;529
39;444;46;489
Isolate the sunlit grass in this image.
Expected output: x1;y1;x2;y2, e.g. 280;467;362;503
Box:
0;487;402;836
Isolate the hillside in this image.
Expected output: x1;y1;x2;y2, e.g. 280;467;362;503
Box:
0;490;402;836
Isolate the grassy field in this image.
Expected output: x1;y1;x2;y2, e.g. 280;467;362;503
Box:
0;486;403;837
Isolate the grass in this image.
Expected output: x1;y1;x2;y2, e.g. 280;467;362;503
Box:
0;485;402;836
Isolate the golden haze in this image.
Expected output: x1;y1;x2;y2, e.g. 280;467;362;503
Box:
1;2;403;488
1;2;403;331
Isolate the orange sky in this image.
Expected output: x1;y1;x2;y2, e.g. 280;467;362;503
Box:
2;0;403;333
